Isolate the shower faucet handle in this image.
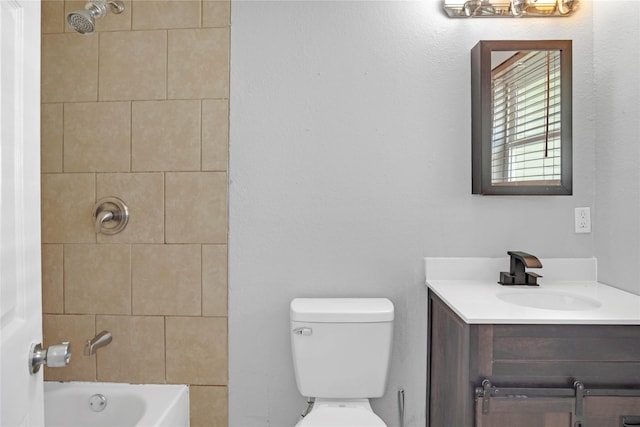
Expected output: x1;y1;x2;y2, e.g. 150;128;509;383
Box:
93;197;129;235
95;209;115;233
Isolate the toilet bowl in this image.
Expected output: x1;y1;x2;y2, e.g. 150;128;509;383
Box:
294;399;386;427
290;298;394;427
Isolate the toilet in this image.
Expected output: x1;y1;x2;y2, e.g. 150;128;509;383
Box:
290;298;394;427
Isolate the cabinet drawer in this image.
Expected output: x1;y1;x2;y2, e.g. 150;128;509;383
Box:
585;396;640;426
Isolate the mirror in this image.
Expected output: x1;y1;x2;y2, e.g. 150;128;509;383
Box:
471;40;572;195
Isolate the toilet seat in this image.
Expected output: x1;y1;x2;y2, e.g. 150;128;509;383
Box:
294;399;387;427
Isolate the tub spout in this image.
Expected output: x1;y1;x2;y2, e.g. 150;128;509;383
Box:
85;331;112;356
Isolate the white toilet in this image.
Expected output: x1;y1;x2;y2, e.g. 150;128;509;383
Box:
290;298;394;427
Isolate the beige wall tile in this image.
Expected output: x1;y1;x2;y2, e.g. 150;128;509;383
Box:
42;0;65;34
132;0;201;30
202;99;228;171
63;0;85;34
41;173;95;243
97;173;164;243
165;172;227;243
166;317;227;385
132;245;201;315
41;103;63;173
40;0;230;410
42;244;64;314
65;244;131;314
96;315;165;383
99;31;167;101
65;0;132;33
168;28;229;99
98;0;132;31
190;386;228;427
203;0;229;28
42;34;99;103
43;314;96;381
64;102;131;172
131;100;201;172
203;245;227;316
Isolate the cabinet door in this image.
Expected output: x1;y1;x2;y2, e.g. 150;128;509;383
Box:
584;396;640;427
475;397;575;427
429;294;473;426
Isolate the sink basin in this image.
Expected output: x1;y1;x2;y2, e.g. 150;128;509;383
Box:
497;290;602;311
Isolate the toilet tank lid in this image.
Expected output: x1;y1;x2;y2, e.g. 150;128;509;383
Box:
290;298;394;323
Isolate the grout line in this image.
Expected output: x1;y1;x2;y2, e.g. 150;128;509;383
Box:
200;100;204;171
61;244;66;314
201;244;204;316
61;103;65;173
93;314;98;381
163;172;167;244
165;30;169;101
96;32;101;102
129;100;133;172
129;243;133;316
128;0;133;31
163;315;167;382
94;173;98;244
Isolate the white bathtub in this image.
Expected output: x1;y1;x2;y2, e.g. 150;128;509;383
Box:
44;382;189;427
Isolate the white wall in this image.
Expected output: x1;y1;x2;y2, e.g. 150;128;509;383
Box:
594;1;640;295
229;2;596;426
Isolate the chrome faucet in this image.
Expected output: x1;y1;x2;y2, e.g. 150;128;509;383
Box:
499;251;543;286
84;331;112;356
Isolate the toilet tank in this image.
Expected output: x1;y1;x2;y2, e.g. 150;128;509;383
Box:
290;298;394;399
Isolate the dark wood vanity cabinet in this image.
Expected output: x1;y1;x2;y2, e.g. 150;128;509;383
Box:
427;291;640;427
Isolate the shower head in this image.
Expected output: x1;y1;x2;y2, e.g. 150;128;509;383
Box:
66;0;125;35
67;9;98;34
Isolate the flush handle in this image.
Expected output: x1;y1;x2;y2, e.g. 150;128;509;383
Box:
293;327;312;336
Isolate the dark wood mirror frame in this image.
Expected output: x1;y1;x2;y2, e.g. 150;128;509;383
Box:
471;40;573;195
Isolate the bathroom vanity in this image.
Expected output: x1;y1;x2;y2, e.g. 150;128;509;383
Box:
425;257;640;427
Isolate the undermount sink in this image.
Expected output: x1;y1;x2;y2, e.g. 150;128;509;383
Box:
497;290;602;311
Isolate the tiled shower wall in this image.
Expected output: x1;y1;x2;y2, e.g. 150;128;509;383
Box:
40;1;229;425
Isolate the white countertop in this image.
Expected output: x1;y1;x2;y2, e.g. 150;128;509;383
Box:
425;257;640;325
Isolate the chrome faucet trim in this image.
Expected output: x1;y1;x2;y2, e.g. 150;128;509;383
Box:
84;331;112;356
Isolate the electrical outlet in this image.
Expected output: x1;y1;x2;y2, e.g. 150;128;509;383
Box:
574;207;591;233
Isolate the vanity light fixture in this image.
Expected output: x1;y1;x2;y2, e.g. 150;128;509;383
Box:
443;0;578;17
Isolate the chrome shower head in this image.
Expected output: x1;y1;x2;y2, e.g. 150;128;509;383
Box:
66;0;124;35
67;9;98;35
